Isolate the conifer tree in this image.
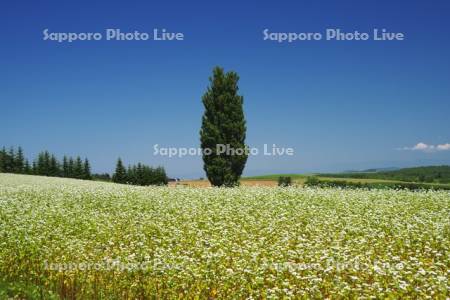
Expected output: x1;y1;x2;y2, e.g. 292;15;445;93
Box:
32;161;37;174
155;166;168;185
83;158;92;180
136;163;144;185
43;151;51;176
49;154;60;177
24;159;31;174
74;156;83;179
36;154;42;175
0;147;6;172
127;165;134;184
6;147;15;173
37;152;47;175
14;146;25;173
200;66;248;186
112;158;127;183
62;156;69;177
68;157;74;178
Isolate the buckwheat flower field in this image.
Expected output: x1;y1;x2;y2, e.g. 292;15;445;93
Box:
0;174;448;299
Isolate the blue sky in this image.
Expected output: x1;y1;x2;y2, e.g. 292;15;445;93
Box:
1;0;450;178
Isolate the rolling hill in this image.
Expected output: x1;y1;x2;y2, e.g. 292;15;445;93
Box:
320;165;450;184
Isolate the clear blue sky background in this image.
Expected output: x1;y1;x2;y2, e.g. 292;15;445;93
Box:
1;0;449;178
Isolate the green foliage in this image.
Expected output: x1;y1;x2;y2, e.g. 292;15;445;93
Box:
73;156;84;179
36;151;50;175
14;146;25;173
305;177;450;191
0;146;169;186
83;158;92;180
278;176;292;187
0;279;59;300
245;174;307;180
92;173;111;181
49;154;60;177
7;148;15;172
68;157;74;177
62;156;69;177
321;165;450;184
0;146;26;174
112;158;127;183
0;148;5;172
0;146;95;181
0;147;18;173
304;176;320;186
200;66;248;187
23;159;31;174
113;158;167;186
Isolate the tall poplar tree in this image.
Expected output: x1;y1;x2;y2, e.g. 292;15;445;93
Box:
200;67;248;187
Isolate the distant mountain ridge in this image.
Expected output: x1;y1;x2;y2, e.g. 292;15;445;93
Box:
343;167;400;173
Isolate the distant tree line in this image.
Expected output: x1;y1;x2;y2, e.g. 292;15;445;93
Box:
0;146;168;186
320;166;450;184
112;158;168;186
0;146;91;179
305;176;450;191
91;173;111;181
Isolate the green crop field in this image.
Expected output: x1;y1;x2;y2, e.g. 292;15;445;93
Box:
243;173;450;190
244;174;309;181
0;174;449;299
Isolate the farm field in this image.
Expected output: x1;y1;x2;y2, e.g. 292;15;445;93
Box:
170;176;402;188
170;179;278;188
245;174;402;184
0;173;449;299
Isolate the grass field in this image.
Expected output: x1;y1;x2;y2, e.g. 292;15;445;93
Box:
0;174;449;299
